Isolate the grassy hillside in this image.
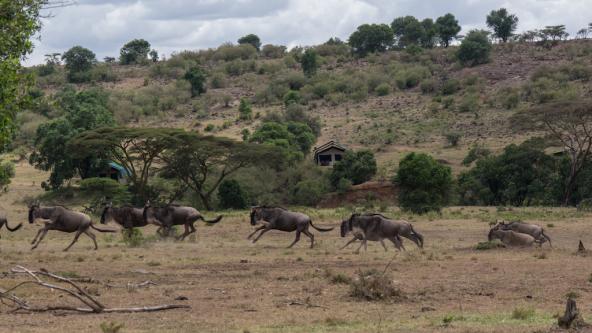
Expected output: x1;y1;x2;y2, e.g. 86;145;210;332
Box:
20;40;592;181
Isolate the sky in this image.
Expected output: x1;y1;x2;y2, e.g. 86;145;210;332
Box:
27;0;592;65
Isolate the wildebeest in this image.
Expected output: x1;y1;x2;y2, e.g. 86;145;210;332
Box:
488;228;535;247
28;204;115;251
493;221;552;247
340;213;423;252
100;203;147;229
0;213;22;238
248;206;334;248
142;202;223;240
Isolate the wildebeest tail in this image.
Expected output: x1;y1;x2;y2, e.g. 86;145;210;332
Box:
410;225;424;248
310;220;334;232
0;218;23;232
200;215;223;224
90;224;117;233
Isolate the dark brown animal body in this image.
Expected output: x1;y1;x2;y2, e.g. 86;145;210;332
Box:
0;213;22;239
340;213;423;252
249;206;333;248
143;203;222;240
494;221;552;247
28;205;115;251
100;204;147;229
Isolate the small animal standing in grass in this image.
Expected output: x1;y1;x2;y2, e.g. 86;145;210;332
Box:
248;206;334;248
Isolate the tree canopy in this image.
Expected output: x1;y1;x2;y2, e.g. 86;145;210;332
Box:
0;0;45;148
249;121;315;162
348;24;394;56
486;8;519;42
184;67;207;96
237;34;261;51
457;30;492;67
435;13;461;47
300;49;318;77
61;46;97;82
330;150;377;186
120;39;151;65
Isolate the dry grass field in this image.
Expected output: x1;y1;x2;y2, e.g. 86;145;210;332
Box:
0;164;590;333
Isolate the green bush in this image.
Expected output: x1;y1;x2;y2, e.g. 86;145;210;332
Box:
217;179;248;209
122;228;145;247
292;179;329;206
457;30;492;67
79;177;131;204
374;83;391;96
209;73;227;88
330;150;377;187
183;67;207;96
458;94;480;113
238;98;252;120
283;90;301;106
441;79;460;95
0;160;15;191
394;152;452;214
420;79;436;94
444;132;461;147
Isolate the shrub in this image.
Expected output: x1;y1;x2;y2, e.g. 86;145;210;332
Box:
462;145;491;166
394;152;452;214
444;132;461;147
292;179;329;206
0;160;15;191
209;73;227;88
374;83;391;96
217;179;248;209
79;177;131;204
420;79;436;94
475;240;505;250
312;82;330;98
238;98;252;120
458;94;480;113
441;79;460;95
283;90;301;106
442;96;455;109
457;30;492;67
261;44;287;58
213;43;257;62
330;150;377;187
301;49;318;77
122;228;145;247
349;269;403;301
183;67;207;96
511;307;535;320
120;39;150;65
394;68;425;89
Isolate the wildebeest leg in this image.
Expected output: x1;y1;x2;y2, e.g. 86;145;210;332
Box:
302;229;314;248
354;240;365;254
340;237;358;249
31;226;51;250
287;230;301;248
380;239;388;251
84;230;98;250
247;226;266;239
252;228;270;243
64;229;84;252
389;236;405;251
31;227;45;245
177;224;191;240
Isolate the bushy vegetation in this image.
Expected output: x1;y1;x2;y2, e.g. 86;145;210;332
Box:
330;150;377;187
217;179;248;209
395;152;452;214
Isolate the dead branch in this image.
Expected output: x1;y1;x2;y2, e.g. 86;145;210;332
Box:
0;266;189;314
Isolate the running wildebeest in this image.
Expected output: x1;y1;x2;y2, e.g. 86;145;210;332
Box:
340;213;423;253
0;213;22;239
248;206;334;248
488;228;535;247
493;220;552;247
28;203;115;251
142;202;223;240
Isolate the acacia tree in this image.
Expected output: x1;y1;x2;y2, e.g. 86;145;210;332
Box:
237;34;261;51
515;101;592;205
69;127;182;203
120;39;151;65
348;24;394;56
486;8;518;43
160;132;281;210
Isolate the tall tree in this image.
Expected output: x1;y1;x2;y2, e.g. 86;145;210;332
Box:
391;16;424;47
161;132;281;210
435;13;461;47
457;30;492;66
419;18;437;48
237;34;261;51
0;0;45;148
69;127;181;203
61;46;97;82
120;39;151;65
486;8;519;42
183;67;207;97
348;24;394;56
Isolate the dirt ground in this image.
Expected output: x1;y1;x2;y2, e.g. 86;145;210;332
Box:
0;164;591;333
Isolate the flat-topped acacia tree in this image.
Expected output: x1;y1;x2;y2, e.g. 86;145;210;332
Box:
69;127;281;208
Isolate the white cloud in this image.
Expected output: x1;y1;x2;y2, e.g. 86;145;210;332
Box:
26;0;592;65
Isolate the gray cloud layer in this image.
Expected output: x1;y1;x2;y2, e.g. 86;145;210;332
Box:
27;0;592;64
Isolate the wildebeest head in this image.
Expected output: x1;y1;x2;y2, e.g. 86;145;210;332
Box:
250;207;260;225
28;203;40;224
100;202;113;224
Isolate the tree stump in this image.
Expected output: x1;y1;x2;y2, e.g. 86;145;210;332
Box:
558;298;587;329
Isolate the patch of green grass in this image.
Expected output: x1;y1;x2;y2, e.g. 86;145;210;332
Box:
511;307;535;320
475;240;504;250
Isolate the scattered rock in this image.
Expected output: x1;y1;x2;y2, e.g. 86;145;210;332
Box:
421;306;436;312
240;259;249;264
175;296;188;301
